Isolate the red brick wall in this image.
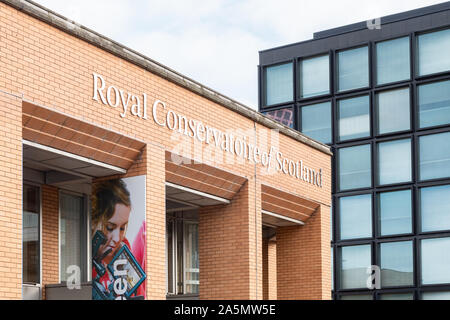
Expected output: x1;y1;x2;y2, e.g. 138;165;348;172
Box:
41;184;59;299
0;2;332;300
263;239;277;300
0;92;22;299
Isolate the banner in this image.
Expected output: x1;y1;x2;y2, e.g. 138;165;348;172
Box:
91;176;146;300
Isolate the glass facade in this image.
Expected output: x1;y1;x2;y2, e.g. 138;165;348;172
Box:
263;107;294;128
23;185;40;284
418;80;450;128
376;88;410;134
300;102;331;144
337;46;369;92
300;54;330;98
337;95;370;141
376;37;410;85
260;20;450;300
264;62;293;105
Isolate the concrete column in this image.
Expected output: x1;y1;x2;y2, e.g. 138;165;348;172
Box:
0;93;22;299
276;204;331;300
199;178;263;299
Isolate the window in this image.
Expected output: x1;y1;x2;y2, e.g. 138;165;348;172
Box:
264;62;293;105
421;237;450;285
377;139;412;185
337;46;369;92
380;293;414;300
339;194;372;240
340;244;371;289
380;241;414;287
376;37;410;85
23;185;40;284
300;102;331;144
419;132;450;181
338;144;371;191
417;28;450;76
378;190;412;236
60;193;87;282
167;211;199;295
420;185;450;232
340;294;372;300
376;88;410;134
300;54;330;98
338;95;370;141
263;108;294;128
418;80;450;128
421;291;450;300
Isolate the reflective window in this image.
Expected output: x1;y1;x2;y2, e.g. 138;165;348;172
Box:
339;194;372;240
338;144;371;191
376;37;411;85
422;291;450;300
420;185;450;232
23;185;40;284
300;102;331;144
340;245;371;289
418;80;450;128
340;294;372;300
338;95;370;141
417;28;450;76
380;293;414;300
337;46;369;92
264;63;293;105
419;132;450;181
421;237;450;285
376;88;410;134
378;139;412;185
378;190;412;236
300;54;330;98
380;241;414;287
263;108;294;128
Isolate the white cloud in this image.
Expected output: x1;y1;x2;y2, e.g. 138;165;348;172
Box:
34;0;446;109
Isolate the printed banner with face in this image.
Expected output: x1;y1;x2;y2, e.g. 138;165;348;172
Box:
91;176;146;300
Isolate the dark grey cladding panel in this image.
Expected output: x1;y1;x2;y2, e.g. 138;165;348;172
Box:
259;6;450;66
313;1;450;40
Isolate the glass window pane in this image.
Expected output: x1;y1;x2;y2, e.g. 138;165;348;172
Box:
184;222;199;294
340;245;371;289
60;193;84;282
338;95;370;141
421;237;450;285
263;108;294;128
338;46;369;92
340;294;372;300
338;144;371;191
422;291;450;300
419;132;450;181
380;241;414;287
376;37;410;85
376;88;410;134
300;102;331;144
378;139;411;185
420;185;450;232
339;194;372;240
23;185;40;284
418;80;450;128
300;54;330;98
380;293;414;300
417;28;450;76
379;190;412;236
265;63;293;105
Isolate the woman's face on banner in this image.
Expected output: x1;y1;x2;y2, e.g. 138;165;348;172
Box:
99;203;131;264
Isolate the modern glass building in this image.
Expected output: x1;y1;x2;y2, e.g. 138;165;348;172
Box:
258;2;450;300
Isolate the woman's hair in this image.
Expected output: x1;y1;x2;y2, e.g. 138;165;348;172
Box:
92;179;131;232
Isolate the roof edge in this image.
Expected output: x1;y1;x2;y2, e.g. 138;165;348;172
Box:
1;0;332;156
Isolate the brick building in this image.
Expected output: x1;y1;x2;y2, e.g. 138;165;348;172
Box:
0;0;332;300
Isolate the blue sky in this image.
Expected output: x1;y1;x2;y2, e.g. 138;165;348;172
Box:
34;0;445;109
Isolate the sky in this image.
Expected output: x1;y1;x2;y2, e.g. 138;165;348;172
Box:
34;0;446;109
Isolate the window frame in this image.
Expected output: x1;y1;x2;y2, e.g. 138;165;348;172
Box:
262;60;296;108
298;99;333;144
297;51;333;101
